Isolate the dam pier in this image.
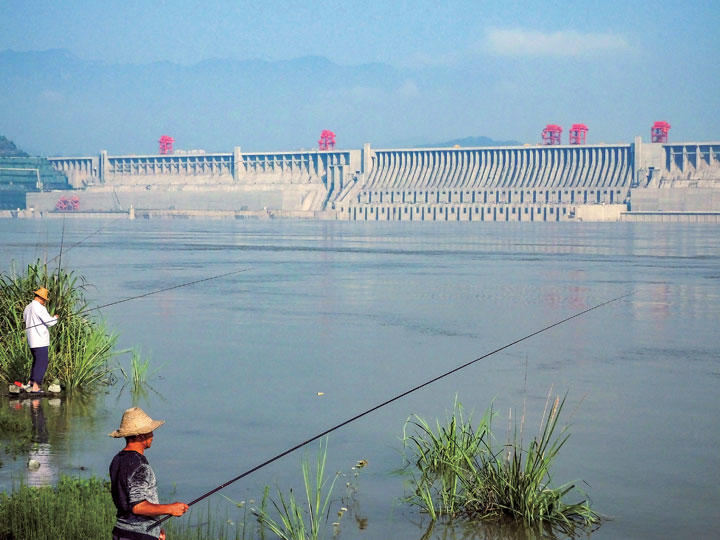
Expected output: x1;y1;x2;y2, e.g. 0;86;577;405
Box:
8;137;720;222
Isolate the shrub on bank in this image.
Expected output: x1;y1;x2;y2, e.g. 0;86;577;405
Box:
0;477;248;540
0;477;116;540
0;261;116;391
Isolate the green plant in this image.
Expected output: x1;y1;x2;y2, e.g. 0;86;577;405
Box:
401;394;600;535
401;397;493;519
0;476;116;539
255;439;340;540
117;347;159;404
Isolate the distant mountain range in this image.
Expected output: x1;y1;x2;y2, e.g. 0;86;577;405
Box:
0;48;522;156
422;135;521;148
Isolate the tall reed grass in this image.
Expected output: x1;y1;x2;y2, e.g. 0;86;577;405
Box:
119;348;153;388
401;394;599;535
254;438;341;540
117;347;159;404
0;261;117;391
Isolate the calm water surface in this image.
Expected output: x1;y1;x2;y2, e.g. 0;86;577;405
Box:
1;218;719;539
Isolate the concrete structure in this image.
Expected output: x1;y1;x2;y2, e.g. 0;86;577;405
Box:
0;156;70;209
26;139;720;222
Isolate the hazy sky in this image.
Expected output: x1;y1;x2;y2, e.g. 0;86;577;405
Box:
1;0;718;153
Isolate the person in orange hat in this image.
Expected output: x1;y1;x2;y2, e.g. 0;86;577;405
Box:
22;287;58;393
109;407;188;540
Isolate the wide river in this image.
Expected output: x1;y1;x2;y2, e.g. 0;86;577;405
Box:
1;218;718;539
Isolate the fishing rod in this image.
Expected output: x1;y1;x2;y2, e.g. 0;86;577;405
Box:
55;215;66;289
1;267;250;342
84;267;249;313
46;216;126;265
148;291;633;531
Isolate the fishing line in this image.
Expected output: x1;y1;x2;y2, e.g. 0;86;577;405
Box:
148;291;633;531
83;267;249;313
4;202;246;340
47;216;125;265
1;267;250;342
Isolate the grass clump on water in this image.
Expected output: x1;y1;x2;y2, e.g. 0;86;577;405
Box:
401;394;600;536
0;260;117;391
254;438;342;540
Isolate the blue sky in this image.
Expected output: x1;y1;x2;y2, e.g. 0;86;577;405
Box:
1;0;718;154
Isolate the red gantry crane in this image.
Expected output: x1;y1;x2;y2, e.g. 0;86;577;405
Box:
569;124;588;145
542;124;562;145
651;121;670;143
318;130;336;151
158;135;175;154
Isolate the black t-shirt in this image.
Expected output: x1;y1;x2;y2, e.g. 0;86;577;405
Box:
109;450;161;540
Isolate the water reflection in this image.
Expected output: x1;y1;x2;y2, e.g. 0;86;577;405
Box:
1;392;102;488
26;398;58;487
418;518;574;540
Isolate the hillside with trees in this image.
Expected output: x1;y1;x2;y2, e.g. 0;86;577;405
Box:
0;135;28;157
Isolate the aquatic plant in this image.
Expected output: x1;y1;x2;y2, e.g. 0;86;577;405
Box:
117;347;159;405
165;501;255;540
0;260;117;390
254;438;341;540
401;394;600;535
401;397;493;520
119;348;154;387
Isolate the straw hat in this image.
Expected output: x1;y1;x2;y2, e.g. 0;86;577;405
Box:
108;407;165;438
34;287;49;301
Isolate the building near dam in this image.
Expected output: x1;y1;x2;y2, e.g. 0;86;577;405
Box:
12;136;720;222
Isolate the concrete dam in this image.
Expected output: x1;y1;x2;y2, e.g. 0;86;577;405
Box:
26;138;720;222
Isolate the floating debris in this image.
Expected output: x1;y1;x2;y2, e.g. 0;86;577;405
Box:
317;392;325;396
355;459;368;469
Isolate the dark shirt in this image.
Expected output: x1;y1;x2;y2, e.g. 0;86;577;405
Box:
109;450;161;540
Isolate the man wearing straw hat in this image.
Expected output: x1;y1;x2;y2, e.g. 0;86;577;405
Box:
22;287;58;393
109;407;188;540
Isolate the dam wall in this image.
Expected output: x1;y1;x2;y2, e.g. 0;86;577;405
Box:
41;139;720;221
357;144;633;190
49;147;359;190
636;141;720;188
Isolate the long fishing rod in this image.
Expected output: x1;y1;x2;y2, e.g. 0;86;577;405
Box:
46;216;126;265
0;267;250;342
149;291;633;531
55;215;66;288
84;267;249;314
